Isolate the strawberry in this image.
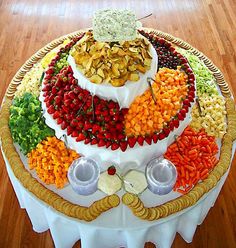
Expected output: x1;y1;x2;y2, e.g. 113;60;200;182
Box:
104;116;111;122
98;139;106;147
183;104;189;111
189;90;195;98
47;105;55;114
91;138;98;145
108;101;115;109
111;143;119;150
128;137;137;148
57;118;63;125
46;67;54;75
163;127;170;136
53;111;60;119
51;86;58;95
46;101;51;108
96;115;104;122
67;66;73;73
152;134;158;143
55;96;62;105
55;79;62;88
61;121;68;130
44;74;52;80
145;136;152;145
188;95;194;102
64;93;71;100
116;123;124;131
180;109;187;117
107;166;116;175
71;119;78;127
43;92;48;97
63;114;71;121
121;108;129;115
109;108;117;116
188;78;195;84
84;137;91;144
118;114;124;122
95;109;101;116
180;57;187;64
72;130;79;137
118;133;125;140
102;110;109;116
97;133;105;139
158;132;166;140
186;68;193;74
106;140;112;148
44;96;49;103
62;105;69;113
64;99;71;106
169;121;175;131
84;121;92;130
67;126;74;136
70;103;75;109
113;115;119;122
188;73;195;80
120;141;128;152
177;112;184;121
173;119;179;128
183;99;190;107
189;85;195;91
105;132;112;139
76;133;86;141
92;124;101;134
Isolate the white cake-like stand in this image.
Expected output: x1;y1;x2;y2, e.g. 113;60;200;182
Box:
40;89;194;171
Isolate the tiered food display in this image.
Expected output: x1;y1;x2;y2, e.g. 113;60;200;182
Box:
1;9;235;222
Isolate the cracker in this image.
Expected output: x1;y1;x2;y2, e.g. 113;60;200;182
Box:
134;201;144;212
134;207;146;217
140;208;150;220
83;209;94;222
147;208;158;221
108;195;120;208
122;193;135;206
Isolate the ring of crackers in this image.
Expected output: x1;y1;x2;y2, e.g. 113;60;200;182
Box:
0;28;235;222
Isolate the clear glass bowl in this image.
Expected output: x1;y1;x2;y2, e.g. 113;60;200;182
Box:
146;157;177;195
68;157;100;195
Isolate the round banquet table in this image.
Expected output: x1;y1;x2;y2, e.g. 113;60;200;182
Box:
2;143;235;248
1;28;236;248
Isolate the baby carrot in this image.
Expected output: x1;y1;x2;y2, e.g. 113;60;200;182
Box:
164;127;219;194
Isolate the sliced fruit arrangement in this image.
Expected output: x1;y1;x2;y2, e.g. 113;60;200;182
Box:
190;93;227;138
124;67;189;137
176;48;218;96
15;63;44;98
42;65;129;150
9;93;55;155
70;31;152;86
28;136;80;188
164;126;219;194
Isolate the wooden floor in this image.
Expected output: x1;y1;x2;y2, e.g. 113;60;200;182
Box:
0;0;236;247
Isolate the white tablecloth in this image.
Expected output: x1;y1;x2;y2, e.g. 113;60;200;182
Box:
2;141;235;248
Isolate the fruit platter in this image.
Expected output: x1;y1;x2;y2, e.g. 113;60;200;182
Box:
0;9;236;228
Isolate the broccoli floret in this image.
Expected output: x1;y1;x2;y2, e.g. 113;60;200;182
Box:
9;93;55;155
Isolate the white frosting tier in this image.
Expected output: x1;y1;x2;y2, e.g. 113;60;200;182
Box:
40;91;194;172
67;41;158;108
